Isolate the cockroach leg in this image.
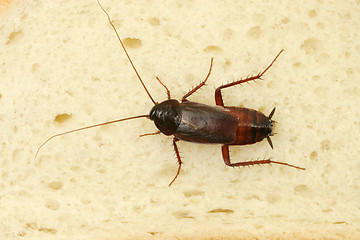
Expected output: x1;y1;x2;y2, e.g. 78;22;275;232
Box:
221;145;305;170
169;137;182;186
155;76;171;100
221;144;273;167
139;131;161;137
181;58;214;102
215;50;284;107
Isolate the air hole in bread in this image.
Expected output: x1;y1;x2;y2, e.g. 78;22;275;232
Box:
148;17;160;26
48;181;63;190
203;45;222;53
54;113;72;123
123;38;142;48
208;208;234;214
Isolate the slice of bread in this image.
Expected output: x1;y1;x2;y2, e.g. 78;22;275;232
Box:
1;0;359;239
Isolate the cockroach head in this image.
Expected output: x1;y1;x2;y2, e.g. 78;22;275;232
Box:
149;99;181;135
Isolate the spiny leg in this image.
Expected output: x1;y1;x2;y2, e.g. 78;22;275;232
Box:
221;145;305;170
215;50;283;106
169;137;182;186
182;58;214;102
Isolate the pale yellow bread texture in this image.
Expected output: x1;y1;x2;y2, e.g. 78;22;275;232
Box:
0;0;359;239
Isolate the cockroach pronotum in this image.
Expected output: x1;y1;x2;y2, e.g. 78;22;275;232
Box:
36;0;305;186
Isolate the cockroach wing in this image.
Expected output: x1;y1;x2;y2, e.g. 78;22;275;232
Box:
174;101;238;144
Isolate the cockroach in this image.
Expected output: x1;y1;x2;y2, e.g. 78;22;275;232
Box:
35;0;305;186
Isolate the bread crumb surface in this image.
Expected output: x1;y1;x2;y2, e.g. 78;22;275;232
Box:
0;0;359;239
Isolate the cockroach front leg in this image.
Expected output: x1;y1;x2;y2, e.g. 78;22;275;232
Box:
215;50;284;106
182;58;214;102
155;76;171;100
139;131;161;137
169;137;182;186
221;145;305;170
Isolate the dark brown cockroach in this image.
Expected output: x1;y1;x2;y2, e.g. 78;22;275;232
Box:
36;1;305;186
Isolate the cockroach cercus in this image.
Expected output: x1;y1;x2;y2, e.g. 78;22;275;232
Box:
35;0;305;186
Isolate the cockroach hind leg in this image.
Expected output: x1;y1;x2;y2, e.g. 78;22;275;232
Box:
270;159;306;171
267;136;274;149
222;146;305;170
